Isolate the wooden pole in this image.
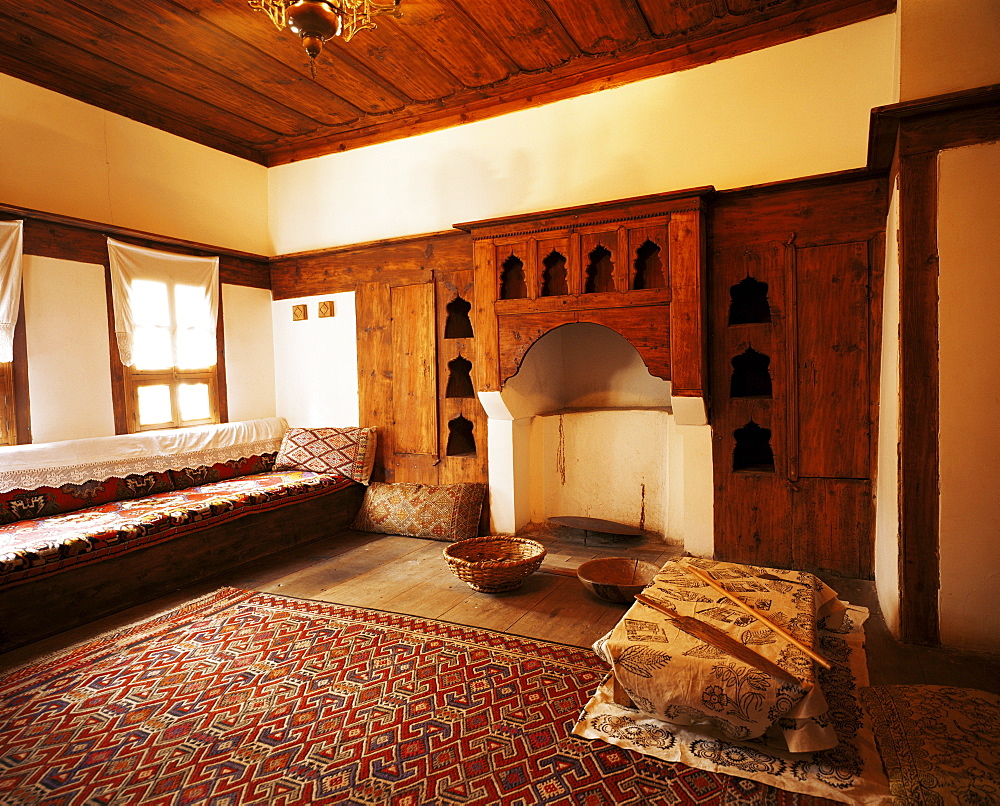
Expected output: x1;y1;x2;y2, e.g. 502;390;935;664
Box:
683;564;832;669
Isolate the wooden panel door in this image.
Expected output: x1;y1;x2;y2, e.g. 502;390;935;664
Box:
356;282;393;482
792;478;873;577
391;283;438;481
795;242;870;479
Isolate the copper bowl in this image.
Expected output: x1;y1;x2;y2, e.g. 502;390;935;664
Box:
576;557;660;603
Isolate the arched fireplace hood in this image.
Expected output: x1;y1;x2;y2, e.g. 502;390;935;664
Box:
457;187;713;427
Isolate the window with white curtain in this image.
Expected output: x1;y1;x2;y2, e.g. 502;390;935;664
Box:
0;220;23;446
108;238;222;432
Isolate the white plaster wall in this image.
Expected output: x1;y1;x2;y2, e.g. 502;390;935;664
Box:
936;142;1000;652
874;177;902;637
666;418;715;557
899;0;1000;101
0;75;269;255
22;256;115;442
268;16;897;253
222;284;277;423
497;323;711;547
531;410;669;536
271;292;359;428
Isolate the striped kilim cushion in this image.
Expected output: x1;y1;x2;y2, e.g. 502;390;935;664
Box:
353;481;485;541
274;427;376;484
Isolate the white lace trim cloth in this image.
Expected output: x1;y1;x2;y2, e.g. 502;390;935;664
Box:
0;417;287;493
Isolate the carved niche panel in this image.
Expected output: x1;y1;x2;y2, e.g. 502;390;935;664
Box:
457;189;710;396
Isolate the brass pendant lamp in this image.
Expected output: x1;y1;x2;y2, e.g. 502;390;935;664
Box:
249;0;401;75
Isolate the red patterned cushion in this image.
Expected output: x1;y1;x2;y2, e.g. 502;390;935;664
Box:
169;454;274;491
274;427;376;484
352;481;485;541
0;472;174;525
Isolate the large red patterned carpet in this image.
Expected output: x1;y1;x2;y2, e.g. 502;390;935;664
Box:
0;588;832;805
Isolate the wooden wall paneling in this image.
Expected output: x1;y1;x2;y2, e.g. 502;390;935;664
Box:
3;205;271;288
867;232;887;505
783;242;800;483
897;151;941;645
713;472;794;570
356;282;395;482
436;270;488;485
711;172;889;250
668;209;705;397
795;242;871;479
710;242;787;567
390;283;439;484
792;478;872;577
269;230;471;299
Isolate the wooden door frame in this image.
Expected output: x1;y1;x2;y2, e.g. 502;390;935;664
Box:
868;84;1000;645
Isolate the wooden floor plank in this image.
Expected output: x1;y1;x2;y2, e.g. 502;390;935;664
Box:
260;535;424;600
436;573;565;634
508;576;629;648
312;539;453;608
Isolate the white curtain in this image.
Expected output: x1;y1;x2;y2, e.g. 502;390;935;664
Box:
107;238;219;368
0;220;24;364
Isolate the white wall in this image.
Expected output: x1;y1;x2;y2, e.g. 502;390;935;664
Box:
874;177;901;637
22;256;115;442
936;141;1000;652
489;323;713;550
271;292;359;427
268;16;897;253
0;75;269;255
222;284;277;423
899;0;1000;101
530;410;670;535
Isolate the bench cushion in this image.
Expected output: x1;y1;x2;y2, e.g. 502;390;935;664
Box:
0;470;356;589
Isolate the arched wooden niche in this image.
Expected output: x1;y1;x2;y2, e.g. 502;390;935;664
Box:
444;294;474;339
499;253;527;299
730;347;772;398
733;420;774;472
540;250;569;297
728;276;771;324
446;415;476;456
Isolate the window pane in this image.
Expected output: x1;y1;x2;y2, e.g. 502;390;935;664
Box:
132;326;174;370
178;383;211;422
175;329;217;370
137;384;172;426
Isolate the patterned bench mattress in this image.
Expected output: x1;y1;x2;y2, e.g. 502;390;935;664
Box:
0;471;356;590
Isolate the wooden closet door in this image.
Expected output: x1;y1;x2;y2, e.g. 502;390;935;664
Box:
794;242;870;479
390;282;439;482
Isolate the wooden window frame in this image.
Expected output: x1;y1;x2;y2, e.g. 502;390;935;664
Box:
106;266;228;435
0;295;31;446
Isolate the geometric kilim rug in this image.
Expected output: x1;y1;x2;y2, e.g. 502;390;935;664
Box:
0;588;837;806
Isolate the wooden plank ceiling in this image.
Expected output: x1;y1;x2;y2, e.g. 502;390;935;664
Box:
0;0;893;166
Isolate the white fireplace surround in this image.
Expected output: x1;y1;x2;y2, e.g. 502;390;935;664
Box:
479;323;714;555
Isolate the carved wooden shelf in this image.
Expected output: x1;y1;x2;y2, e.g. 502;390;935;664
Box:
457;188;712;397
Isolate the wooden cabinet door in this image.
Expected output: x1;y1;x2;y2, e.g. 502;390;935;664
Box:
390;283;439;481
794;242;870;479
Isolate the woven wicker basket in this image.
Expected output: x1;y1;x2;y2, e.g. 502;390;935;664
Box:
443;536;547;593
